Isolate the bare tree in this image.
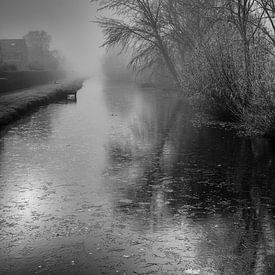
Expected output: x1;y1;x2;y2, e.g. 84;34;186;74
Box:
92;0;182;89
219;0;264;101
256;0;275;48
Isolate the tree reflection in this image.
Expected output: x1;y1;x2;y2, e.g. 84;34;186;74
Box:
105;86;275;274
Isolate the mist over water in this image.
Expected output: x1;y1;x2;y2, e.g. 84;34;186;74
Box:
2;1;275;274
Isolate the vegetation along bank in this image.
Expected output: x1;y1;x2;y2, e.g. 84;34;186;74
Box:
93;0;275;137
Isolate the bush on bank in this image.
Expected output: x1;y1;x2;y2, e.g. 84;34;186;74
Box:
182;24;275;136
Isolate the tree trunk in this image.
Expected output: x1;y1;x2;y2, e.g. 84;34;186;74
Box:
243;38;252;105
155;34;182;90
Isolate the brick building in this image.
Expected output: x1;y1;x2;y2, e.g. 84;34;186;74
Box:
0;39;28;70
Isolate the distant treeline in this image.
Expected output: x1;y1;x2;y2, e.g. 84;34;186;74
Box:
93;0;275;136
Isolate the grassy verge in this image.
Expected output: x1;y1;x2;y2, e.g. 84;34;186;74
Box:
0;79;84;128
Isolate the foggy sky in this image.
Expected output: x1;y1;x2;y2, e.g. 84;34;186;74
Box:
0;0;104;75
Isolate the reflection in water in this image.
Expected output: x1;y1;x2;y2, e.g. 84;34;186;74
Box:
0;79;275;274
104;83;275;274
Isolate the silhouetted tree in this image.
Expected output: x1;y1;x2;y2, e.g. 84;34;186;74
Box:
24;30;63;70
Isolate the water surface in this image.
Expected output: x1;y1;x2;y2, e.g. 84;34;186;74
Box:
0;79;275;274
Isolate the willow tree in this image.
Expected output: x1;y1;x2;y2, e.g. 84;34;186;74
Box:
256;0;275;48
92;0;182;89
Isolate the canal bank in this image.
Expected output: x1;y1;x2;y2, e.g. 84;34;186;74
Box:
0;79;84;128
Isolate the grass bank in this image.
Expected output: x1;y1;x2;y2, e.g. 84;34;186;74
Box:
0;79;84;128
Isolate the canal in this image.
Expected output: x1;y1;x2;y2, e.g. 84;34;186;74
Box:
0;78;275;274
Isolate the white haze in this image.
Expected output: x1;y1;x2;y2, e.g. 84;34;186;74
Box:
0;0;105;76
